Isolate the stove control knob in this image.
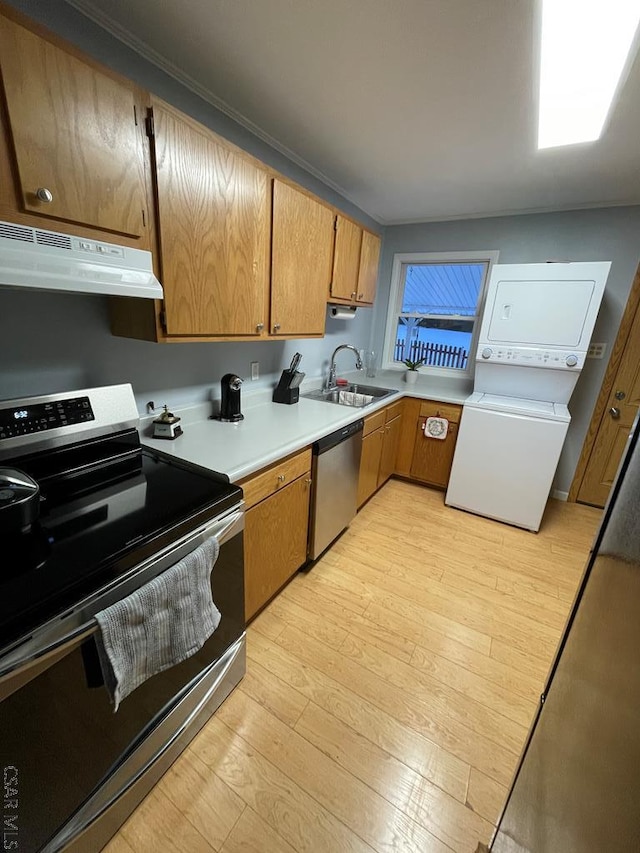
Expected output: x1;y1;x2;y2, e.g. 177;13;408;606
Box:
481;347;492;359
566;354;578;367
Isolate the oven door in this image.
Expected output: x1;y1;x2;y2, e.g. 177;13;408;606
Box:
0;506;244;853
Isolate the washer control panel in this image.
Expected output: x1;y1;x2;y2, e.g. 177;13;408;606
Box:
476;346;585;370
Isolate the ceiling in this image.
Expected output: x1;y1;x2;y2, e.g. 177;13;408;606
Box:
66;0;640;225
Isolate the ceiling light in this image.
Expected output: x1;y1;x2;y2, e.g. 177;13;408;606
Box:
538;0;640;149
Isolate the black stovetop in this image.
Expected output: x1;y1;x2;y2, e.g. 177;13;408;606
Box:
0;430;241;649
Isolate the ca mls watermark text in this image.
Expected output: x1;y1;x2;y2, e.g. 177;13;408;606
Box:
3;766;18;851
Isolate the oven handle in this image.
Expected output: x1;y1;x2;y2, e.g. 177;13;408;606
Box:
0;506;244;689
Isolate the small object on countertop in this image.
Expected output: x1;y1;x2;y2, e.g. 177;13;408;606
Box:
336;378;349;386
152;405;183;440
424;416;448;440
273;369;304;404
212;374;244;422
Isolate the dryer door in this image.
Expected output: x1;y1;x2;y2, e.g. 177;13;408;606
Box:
479;261;610;350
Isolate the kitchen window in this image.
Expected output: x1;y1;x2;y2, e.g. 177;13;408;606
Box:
382;251;498;375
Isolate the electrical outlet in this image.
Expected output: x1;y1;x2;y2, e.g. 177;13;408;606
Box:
587;342;606;359
250;361;259;380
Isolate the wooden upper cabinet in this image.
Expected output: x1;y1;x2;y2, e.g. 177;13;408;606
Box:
330;216;381;306
0;13;148;240
151;99;270;336
271;180;334;337
331;215;362;301
357;230;381;304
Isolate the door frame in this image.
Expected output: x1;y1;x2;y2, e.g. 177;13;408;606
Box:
569;263;640;502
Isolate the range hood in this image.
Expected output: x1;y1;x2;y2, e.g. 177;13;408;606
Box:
0;220;163;299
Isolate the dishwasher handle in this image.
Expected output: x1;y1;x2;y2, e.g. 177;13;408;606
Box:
313;419;364;455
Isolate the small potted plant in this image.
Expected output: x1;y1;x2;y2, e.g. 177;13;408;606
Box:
403;357;424;384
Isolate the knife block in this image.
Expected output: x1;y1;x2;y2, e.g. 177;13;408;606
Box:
272;370;300;404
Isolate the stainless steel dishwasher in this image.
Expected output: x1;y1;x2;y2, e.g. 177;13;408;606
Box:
309;419;364;560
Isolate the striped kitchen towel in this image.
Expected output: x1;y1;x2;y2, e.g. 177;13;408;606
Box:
94;536;221;711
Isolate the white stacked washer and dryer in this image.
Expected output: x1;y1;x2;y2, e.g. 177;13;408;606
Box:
445;261;611;532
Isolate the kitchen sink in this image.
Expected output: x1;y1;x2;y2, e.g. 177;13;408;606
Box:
302;383;396;408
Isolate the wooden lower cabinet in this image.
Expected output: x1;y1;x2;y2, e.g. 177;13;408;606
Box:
409;400;462;489
378;414;402;486
357;426;385;507
357;402;402;507
243;460;312;621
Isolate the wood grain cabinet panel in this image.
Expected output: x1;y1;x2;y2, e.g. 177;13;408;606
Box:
244;473;311;621
357;426;385;508
240;449;312;510
358;403;405;507
356;230;381;304
410;418;460;489
0;13;148;240
378;415;402;488
151;99;270;336
271;180;334;336
330;219;381;306
331;215;363;302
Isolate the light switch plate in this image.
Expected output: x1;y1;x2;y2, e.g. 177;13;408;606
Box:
587;342;606;359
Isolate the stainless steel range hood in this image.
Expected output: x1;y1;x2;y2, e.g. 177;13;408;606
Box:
0;220;163;299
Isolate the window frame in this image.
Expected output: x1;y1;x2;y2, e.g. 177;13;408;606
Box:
382;250;500;377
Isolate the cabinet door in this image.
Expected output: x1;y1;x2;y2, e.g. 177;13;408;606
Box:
378;415;402;487
244;474;311;621
271;180;334;336
331;216;362;301
151;100;270;336
357;427;384;508
357;231;381;304
410;418;459;489
0;15;147;238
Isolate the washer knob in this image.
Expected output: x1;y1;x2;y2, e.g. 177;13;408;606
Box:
566;354;578;367
481;347;492;359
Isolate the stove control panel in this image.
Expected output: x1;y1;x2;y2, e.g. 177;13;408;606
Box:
475;346;585;370
0;396;95;440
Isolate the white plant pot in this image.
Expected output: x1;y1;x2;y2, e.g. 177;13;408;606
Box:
405;370;418;385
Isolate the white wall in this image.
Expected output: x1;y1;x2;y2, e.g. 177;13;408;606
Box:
373;206;640;494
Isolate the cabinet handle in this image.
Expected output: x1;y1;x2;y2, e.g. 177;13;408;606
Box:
36;187;53;203
350;291;357;300
305;478;312;486
277;474;286;483
256;323;264;332
273;323;281;333
358;293;364;300
610;407;621;420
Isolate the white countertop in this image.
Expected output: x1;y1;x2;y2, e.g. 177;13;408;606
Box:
141;370;472;482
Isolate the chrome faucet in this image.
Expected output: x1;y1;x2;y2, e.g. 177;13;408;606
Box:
325;344;363;390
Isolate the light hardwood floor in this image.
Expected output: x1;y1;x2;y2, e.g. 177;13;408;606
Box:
104;479;601;853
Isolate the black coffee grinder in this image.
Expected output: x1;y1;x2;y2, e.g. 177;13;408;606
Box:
213;373;244;422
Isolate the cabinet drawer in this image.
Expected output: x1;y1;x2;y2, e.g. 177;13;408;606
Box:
418;401;462;423
240;448;312;510
384;400;403;423
362;410;386;437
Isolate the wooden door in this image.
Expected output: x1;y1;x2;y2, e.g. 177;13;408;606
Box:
411;418;459;489
271;180;334;336
356;230;381;304
331;216;362;301
577;302;640;506
357;427;384;507
0;15;148;238
151;99;270;336
244;474;311;621
378;415;402;487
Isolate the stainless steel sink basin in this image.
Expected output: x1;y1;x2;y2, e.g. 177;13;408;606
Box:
302;383;396;408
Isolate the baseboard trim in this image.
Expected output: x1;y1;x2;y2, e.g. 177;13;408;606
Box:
552;489;569;501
